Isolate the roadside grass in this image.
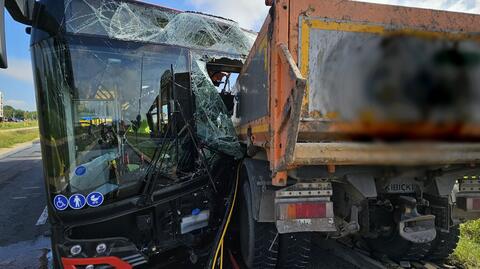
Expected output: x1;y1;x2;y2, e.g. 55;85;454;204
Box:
0;121;38;129
0;128;39;148
452;219;480;268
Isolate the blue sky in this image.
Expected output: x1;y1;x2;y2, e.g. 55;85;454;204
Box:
0;0;478;111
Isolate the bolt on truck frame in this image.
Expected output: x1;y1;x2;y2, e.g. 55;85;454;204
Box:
0;0;255;268
232;0;480;267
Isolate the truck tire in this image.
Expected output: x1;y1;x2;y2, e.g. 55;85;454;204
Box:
277;233;312;269
239;181;279;269
427;226;460;261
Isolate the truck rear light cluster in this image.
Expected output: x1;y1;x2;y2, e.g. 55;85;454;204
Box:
274;182;336;233
277;202;328;220
473;198;480;210
457;176;480;212
457;196;480;212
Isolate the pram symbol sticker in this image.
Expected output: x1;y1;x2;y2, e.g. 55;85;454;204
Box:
69;194;86;209
53;195;68;211
86;192;104;207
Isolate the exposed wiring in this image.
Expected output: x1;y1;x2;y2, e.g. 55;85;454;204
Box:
211;162;241;269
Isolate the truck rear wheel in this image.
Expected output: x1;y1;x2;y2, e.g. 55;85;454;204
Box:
427;226;460;261
239;181;279;268
277;233;312;269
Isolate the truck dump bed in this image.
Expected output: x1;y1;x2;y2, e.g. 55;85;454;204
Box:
235;0;480;185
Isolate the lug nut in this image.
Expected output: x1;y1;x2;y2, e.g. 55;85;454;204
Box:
70;245;82;256
96;243;107;254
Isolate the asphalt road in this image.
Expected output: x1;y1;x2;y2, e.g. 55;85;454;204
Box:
0;142;50;269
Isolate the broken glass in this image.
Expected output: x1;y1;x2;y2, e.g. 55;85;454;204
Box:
36;0;253;205
63;0;253;160
191;55;244;160
64;0;256;56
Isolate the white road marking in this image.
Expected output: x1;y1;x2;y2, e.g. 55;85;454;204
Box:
36;206;48;226
11;196;27;200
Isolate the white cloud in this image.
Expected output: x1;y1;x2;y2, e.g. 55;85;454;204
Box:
187;0;269;30
0;58;33;84
186;1;480;31
355;0;480;14
5;99;29;110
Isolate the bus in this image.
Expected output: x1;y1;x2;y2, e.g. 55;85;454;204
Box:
0;0;254;267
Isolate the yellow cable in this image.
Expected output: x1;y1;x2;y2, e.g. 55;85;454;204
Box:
211;163;241;269
220;241;224;269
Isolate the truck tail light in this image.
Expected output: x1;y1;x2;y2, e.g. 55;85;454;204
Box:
274;183;336;233
278;202;332;220
457;196;480;212
472;198;480;210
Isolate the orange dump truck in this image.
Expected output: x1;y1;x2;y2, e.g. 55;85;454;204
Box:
232;0;480;267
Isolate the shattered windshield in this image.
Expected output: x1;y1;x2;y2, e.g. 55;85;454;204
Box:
33;0;251;208
63;0;256;56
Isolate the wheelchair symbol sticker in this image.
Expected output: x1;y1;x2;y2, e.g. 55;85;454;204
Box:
53;195;68;211
69;194;86;210
86;192;104;207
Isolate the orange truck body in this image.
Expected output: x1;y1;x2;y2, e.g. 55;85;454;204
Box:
235;0;480;186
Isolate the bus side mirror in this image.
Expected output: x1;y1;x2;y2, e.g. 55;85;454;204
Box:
0;0;7;68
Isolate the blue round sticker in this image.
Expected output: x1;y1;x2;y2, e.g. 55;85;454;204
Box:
75;166;86;176
53;195;68;211
68;194;86;209
192;208;201;216
86;192;104;208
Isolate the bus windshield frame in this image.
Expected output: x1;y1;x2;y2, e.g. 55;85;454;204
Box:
31;0;250;212
33;33;200;207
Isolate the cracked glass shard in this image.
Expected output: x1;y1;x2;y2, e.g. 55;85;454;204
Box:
64;0;256;56
191;55;244;159
63;0;252;159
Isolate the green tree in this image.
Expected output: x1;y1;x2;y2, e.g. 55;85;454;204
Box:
24;111;37;120
2;105;37;120
3;105;14;118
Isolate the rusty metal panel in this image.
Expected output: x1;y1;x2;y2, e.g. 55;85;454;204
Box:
293;142;480;166
301;17;480;125
290;0;480;65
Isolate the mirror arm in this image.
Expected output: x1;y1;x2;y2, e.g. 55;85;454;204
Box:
5;0;35;25
0;0;35;68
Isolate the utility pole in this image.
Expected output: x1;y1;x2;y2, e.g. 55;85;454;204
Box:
0;91;3;122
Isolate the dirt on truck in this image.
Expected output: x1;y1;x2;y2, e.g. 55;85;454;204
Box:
232;0;480;267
